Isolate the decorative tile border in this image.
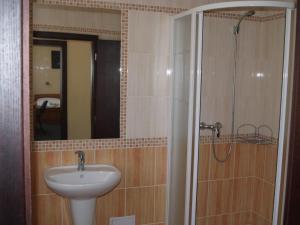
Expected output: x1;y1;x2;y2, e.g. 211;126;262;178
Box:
199;134;278;145
120;10;128;139
204;11;285;22
35;0;285;21
33;134;277;151
33;24;121;40
33;137;168;151
35;0;184;14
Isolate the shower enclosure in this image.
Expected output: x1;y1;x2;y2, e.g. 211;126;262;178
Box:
167;1;295;225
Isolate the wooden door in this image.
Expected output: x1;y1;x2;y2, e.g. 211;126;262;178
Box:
0;0;28;224
284;4;300;225
93;40;120;138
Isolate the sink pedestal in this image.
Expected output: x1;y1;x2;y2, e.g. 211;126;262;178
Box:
70;199;96;225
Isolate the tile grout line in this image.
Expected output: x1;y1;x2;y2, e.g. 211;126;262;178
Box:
153;147;157;223
33;184;168;197
124;145;128;215
206;143;212;218
230;143;236;224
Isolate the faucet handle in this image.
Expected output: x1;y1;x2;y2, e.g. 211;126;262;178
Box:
214;122;222;138
75;151;85;159
75;151;85;171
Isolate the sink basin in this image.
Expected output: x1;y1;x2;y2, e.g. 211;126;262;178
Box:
44;164;121;225
44;164;121;199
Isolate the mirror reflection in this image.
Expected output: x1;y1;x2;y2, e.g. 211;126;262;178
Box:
33;4;121;141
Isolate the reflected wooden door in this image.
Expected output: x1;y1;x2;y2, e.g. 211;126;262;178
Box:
93;40;121;138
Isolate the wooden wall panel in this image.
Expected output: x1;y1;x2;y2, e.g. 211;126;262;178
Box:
23;0;32;224
0;0;27;224
284;3;300;225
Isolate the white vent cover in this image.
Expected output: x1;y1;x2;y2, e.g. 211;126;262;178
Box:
110;215;135;225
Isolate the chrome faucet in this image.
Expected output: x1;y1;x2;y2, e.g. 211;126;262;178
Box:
75;151;85;171
200;122;222;138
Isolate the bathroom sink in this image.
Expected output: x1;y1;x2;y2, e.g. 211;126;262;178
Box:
44;164;121;199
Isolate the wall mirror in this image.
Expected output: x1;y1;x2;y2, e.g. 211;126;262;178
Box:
32;3;121;140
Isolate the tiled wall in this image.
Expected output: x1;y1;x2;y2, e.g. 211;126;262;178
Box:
196;143;278;225
33;4;122;40
201;15;285;137
32;146;167;225
126;10;171;138
31;1;284;225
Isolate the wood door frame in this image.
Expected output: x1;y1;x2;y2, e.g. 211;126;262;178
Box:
23;0;31;223
33;39;68;139
0;0;28;224
33;31;99;138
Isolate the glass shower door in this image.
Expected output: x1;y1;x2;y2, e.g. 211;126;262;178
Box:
195;8;288;225
167;13;198;225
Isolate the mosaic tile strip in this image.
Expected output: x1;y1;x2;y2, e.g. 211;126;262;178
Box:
35;0;285;21
199;134;278;145
33;134;277;151
204;11;285;22
33;24;121;40
35;0;184;14
120;10;128;138
33;137;168;151
262;12;286;22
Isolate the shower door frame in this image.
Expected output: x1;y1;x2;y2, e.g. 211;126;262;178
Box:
168;2;295;225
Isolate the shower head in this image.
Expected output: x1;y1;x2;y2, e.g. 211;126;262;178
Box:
234;10;255;35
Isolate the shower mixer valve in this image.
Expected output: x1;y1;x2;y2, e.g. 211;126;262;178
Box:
199;122;222;138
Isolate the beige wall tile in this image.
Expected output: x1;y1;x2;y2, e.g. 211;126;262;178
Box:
126;10;171;139
155;147;168;185
62;198;72;225
31;151;61;194
95;149;125;188
231;212;252;225
126;187;155;225
32;194;62;225
248;144;257;176
252;212;272;225
255;145;266;179
61;150;95;166
234;144;254;177
206;214;232;225
232;178;252;212
155;185;166;223
261;182;275;221
96;189;126;225
263;144;278;184
197;181;209;218
61;151;77;166
210;144;234;179
198;144;211;181
126;148;155;187
196;218;206;225
207;179;233;216
252;178;264;214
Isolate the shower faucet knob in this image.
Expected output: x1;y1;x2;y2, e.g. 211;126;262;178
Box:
214;122;222;138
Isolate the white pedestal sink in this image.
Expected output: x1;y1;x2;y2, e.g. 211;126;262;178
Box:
44;164;121;225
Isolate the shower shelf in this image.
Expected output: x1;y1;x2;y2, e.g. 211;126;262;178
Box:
236;124;274;145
